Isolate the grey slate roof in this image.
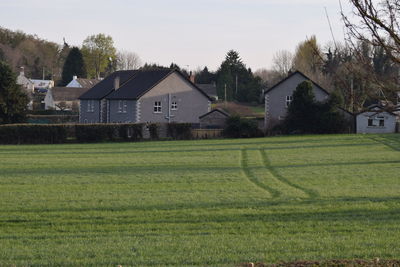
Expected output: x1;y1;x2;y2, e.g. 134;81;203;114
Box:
79;70;137;100
76;78;100;88
106;69;172;100
51;87;90;102
80;69;212;101
196;83;218;99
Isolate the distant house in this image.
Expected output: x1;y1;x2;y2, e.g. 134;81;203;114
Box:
196;83;218;101
264;71;330;130
66;76;100;88
16;68;35;110
44;87;90;111
16;68;35;93
199;108;230;128
79;69;211;124
356;105;397;134
30;79;54;92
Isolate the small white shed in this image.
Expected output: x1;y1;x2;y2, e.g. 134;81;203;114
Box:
356;105;397;134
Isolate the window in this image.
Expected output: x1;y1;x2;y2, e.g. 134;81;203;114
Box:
379;119;385;127
368;118;374;126
87;100;94;112
154;101;162;113
118;100;122;113
123;100;127;113
171;101;178;110
286;95;293;107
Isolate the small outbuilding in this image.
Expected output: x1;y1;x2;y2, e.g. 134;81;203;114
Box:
199;108;230;129
356;105;397;134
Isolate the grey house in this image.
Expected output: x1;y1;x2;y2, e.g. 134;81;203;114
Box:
79;69;211;124
264;71;330;130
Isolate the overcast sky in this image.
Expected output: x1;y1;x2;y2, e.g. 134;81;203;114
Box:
0;0;352;71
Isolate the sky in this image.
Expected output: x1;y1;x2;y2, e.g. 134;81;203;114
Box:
0;0;353;72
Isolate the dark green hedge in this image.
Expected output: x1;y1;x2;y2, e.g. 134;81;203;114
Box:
75;123;143;143
0;123;202;144
0;124;67;144
167;123;192;139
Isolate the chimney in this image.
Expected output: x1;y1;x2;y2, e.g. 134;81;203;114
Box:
189;71;195;83
114;76;120;90
73;75;78;80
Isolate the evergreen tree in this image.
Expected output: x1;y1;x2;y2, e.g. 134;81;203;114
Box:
195;67;216;84
216;50;262;102
0;61;28;124
283;81;346;134
61;47;87;86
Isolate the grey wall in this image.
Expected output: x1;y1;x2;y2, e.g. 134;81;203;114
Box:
356;111;397;133
265;73;329;129
108;100;137;123
138;72;210;123
79;100;100;123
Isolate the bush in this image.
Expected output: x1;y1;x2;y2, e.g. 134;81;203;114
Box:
0;124;67;144
75;123;143;143
118;124;143;141
147;123;159;140
223;116;262;138
167;123;192;140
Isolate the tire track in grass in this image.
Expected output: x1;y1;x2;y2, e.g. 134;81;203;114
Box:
259;148;319;198
369;136;400;151
240;149;281;198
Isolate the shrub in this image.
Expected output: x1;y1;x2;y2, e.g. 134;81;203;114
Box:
223;116;262;138
167;123;192;140
147;123;159;140
0;124;67;144
118;124;143;141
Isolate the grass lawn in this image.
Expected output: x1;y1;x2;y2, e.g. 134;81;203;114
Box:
0;134;399;266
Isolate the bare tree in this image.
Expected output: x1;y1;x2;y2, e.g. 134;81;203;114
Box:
272;50;293;77
116;50;142;70
341;0;400;102
342;0;400;64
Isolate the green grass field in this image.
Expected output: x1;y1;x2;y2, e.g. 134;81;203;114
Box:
0;134;399;266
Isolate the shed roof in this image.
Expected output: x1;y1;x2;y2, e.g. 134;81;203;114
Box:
196;83;218;98
199;108;230;119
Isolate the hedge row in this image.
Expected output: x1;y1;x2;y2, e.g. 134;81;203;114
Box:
0;123;195;144
0;124;67;144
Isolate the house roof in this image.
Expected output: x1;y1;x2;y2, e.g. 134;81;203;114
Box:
264;70;330;96
106;69;211;100
79;70;137;100
356;104;397;116
75;78;100;88
199;108;230;119
51;87;90;102
196;83;218;98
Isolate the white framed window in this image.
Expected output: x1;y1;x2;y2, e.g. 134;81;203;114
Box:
87;100;94;112
368;117;385;127
123;100;127;113
118;100;122;113
154;101;162;113
285;95;293;107
171;101;178;110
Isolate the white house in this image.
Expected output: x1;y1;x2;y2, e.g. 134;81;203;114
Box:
356;105;397;134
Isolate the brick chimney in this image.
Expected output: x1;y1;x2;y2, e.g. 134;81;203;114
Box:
189;71;195;83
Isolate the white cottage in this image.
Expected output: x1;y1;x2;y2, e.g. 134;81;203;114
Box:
356;105;397;134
